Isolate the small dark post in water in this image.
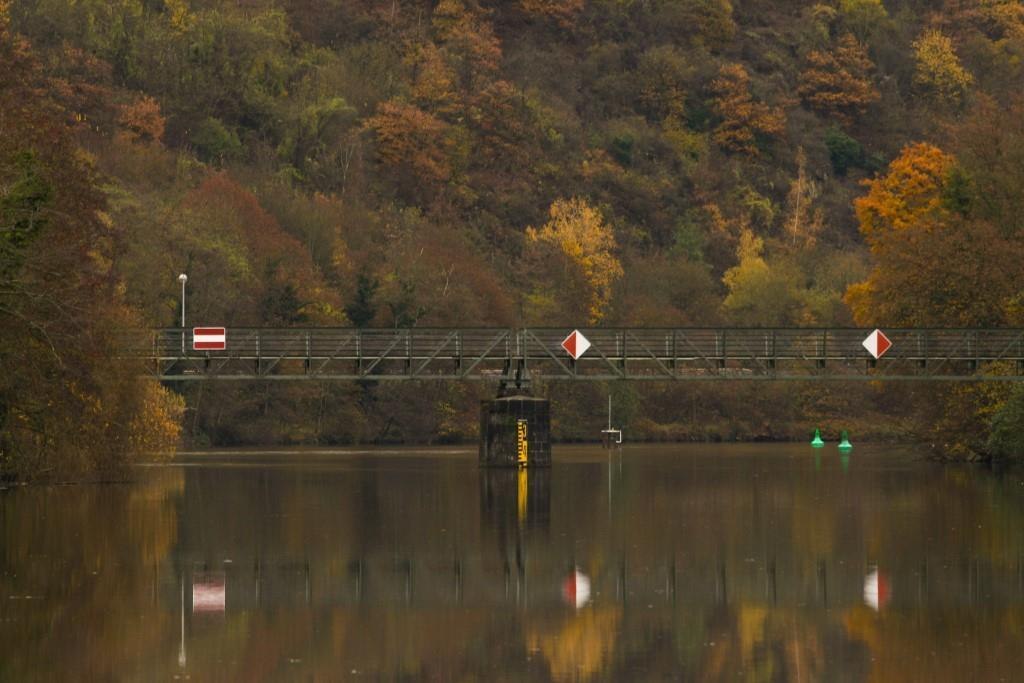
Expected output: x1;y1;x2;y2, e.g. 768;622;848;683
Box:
479;359;551;467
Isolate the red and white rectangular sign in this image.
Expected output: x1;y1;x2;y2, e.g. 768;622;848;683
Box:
193;327;226;351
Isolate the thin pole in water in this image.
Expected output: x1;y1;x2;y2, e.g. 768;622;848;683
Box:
178;577;186;668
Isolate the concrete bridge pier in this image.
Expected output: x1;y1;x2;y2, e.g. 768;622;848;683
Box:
479;361;551;467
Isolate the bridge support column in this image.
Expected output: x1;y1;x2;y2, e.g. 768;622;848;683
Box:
479;361;551;467
479;395;551;467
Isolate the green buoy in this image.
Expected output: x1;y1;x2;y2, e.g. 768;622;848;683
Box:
811;428;825;448
838;430;853;451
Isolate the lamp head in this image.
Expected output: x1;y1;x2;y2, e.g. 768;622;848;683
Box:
178;273;188;284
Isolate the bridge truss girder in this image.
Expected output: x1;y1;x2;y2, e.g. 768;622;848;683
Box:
134;327;1024;381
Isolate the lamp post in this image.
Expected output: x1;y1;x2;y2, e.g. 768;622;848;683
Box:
178;273;188;327
178;273;188;354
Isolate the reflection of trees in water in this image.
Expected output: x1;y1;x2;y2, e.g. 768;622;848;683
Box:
691;606;837;683
844;605;1024;681
517;603;859;682
174;459;1024;679
526;607;621;680
0;468;184;680
6;453;1024;678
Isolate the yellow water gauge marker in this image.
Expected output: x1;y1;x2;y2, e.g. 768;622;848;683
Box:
516;418;529;467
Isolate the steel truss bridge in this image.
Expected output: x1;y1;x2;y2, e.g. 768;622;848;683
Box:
133;328;1024;381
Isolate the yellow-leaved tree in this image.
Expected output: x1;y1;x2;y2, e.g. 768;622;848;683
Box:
721;230;811;325
912;30;973;107
524;197;623;324
838;0;889;42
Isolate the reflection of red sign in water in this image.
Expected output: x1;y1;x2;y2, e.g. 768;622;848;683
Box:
193;573;226;613
863;568;890;610
562;569;591;609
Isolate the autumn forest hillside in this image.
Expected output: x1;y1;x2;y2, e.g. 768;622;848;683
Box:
2;0;1024;477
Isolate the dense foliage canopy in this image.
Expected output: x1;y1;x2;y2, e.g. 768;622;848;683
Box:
2;0;1023;471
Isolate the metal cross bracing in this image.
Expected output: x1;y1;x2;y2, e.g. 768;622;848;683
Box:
134;327;1024;381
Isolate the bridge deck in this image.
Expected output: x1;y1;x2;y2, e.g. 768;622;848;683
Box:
129;328;1024;381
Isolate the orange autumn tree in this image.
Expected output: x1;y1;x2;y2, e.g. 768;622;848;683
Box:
432;0;502;90
409;42;460;115
798;34;880;123
364;101;454;203
117;95;165;144
710;64;785;156
852;142;953;244
845;142;1022;326
467;78;533;169
394;0;544;212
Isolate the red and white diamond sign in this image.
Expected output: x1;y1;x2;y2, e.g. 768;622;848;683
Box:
561;329;591;360
193;327;226;351
862;329;892;360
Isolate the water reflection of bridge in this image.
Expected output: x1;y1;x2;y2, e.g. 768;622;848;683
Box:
170;553;1024;612
166;461;1024;614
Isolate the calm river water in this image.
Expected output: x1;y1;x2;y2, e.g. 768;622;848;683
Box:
3;444;1024;681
